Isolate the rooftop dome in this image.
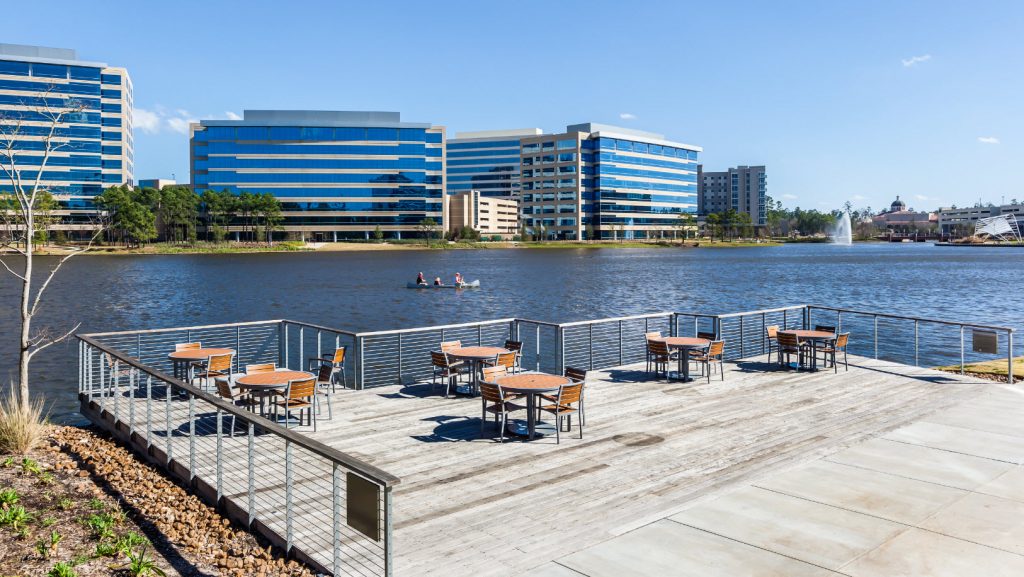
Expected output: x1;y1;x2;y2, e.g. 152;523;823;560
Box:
890;196;907;212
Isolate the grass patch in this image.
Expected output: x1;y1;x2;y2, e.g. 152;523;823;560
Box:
698;240;783;247
0;388;49;455
935;356;1024;381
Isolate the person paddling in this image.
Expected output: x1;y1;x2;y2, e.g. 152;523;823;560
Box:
416;271;427;286
433;276;443;286
454;272;464;286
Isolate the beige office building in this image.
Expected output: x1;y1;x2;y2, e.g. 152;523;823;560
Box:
448;190;518;239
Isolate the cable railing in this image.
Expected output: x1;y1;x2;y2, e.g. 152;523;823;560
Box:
75;305;1016;576
77;330;398;577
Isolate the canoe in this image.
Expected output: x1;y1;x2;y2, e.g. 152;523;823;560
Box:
407;280;480;289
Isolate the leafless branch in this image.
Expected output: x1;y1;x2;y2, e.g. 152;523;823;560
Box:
0;255;26;280
26;322;81;362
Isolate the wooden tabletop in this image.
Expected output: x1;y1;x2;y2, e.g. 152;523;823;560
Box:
656;337;711;348
448;346;510;360
236;370;313;388
779;330;836;340
495;373;570;392
168;348;235;361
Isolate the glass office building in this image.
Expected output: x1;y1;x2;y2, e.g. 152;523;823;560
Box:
0;44;133;234
520;123;700;240
190;110;445;240
446;128;541;199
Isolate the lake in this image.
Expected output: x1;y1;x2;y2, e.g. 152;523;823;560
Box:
1;242;1021;420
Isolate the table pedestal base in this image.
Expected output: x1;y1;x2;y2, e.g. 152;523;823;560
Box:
507;420;555;437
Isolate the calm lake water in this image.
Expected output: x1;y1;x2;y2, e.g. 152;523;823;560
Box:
1;242;1021;420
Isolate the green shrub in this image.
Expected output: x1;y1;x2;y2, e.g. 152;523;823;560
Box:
126;545;165;577
47;562;77;577
0;387;48;454
0;487;18;506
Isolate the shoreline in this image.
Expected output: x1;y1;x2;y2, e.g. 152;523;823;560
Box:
22;239;795;256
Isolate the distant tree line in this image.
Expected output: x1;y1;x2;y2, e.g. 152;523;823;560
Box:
95;185;282;247
763;196;838;237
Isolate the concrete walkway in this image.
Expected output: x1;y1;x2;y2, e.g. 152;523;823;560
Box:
524;384;1024;577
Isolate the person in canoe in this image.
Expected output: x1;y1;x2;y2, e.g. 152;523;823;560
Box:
433;276;443;286
415;271;427;286
454;272;464;287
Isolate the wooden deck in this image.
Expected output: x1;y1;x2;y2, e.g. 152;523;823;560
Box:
317;356;986;576
90;355;993;576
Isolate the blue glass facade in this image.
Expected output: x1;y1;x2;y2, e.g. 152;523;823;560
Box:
445;129;542;200
190;111;445;239
0;45;133;229
520;124;700;240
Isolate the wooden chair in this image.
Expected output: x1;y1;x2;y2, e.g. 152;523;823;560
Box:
195;353;233;391
765;325;780;364
644;332;662;372
691;340;725;382
776;332;808;368
175;342;201;351
479;381;525;443
646;339;677;378
313;364;335;420
431;351;464;397
244;363;279;414
538;381;584;444
308;346;347;390
820;333;850;372
214;378;259;437
274;377;317;431
101;352;136;397
503;340;524;372
565;367;588;425
814;325;837;334
440;340;462;353
485;351;518;374
245;363;276;374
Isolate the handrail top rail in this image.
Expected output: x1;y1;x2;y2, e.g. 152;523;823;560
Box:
556;312;676;328
76;333;401;487
356;318;518;338
82;319;285;339
282;319;359;337
712;305;809;319
807;305;1016;332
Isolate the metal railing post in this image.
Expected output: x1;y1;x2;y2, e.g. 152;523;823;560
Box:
559;326;565;375
398;334;403;383
477;324;482;346
739;316;745;358
216;407;223;503
783;309;788;330
284;323;290;369
358;336;365;389
618;320;623;366
535;325;541;372
165;381;173;466
188;393;196;483
285;439;293;553
874;316;879;359
333;463;342;576
589;324;594;370
145;376;152;448
1009;331;1015;383
384;486;394;577
761;312;766;354
837;311;842;333
247;422;255;526
236;326;241;373
298;326;304;370
960;326;965;374
914;320;919;366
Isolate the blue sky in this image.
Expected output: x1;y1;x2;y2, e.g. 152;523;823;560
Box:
8;0;1023;211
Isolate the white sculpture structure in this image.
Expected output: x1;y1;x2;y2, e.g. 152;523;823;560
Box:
974;214;1022;242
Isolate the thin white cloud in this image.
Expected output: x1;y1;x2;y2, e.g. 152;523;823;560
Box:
133;107;161;134
225;111;242;120
851;194;867;201
902;54;932;67
619;113;637;120
782;194;798;200
166;117;195;134
914;194;930;201
977;136;1000;144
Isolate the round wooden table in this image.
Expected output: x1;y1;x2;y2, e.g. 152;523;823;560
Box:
495;373;570;440
236;370;314;418
653;337;710;382
778;330;835;371
167;348;235;381
448;346;512;394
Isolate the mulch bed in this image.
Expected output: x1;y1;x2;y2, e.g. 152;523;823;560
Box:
0;426;315;577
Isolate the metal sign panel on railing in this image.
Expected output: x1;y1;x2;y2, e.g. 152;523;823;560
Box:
973;330;998;354
347;472;381;541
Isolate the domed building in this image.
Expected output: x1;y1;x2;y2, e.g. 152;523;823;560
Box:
872;196;936;232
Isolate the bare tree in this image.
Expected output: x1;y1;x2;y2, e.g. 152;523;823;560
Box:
0;89;96;410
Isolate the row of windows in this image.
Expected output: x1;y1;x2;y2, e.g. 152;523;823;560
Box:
196;126;442;143
447;148;519;158
521;139;577;153
196;142;436;157
446;165;516;175
276;201;438;211
523;153;579;165
0;109;101;124
100;74;121;85
597;152;696;172
447;156;520;167
596;138;699;160
198;172;442;185
596;165;697;183
595;177;696;194
199;186;443;198
522;179;579;190
0;184;105;196
10;154;102;168
0;61;102;81
446;139;520;150
523;166;576;177
197;157;438;170
275;215;441;226
446;182;515;192
0;94;100;110
598;215;694;225
8;169;123;183
0;78;101;96
5;139;102;153
598;191;696;203
597;204;695;215
446;174;515;183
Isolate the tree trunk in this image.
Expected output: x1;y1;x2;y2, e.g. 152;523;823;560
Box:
18;212;33;409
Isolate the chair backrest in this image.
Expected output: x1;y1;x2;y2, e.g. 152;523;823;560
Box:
215;378;235;400
564;367;587;383
481;365;507;383
766;325;779;339
207;353;233;373
558;382;584;405
708;340;725;358
697;331;716;340
835;333;850;349
316;364;334;383
245;363;276;374
644;331;662;340
503;340;523;352
175;342;201;351
648;340;670;357
494;352;517;369
777;332;800;348
431;351;451;368
815;325;837;334
479;382;503;404
331;347;347;364
286;378;316;400
440;340;461;352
